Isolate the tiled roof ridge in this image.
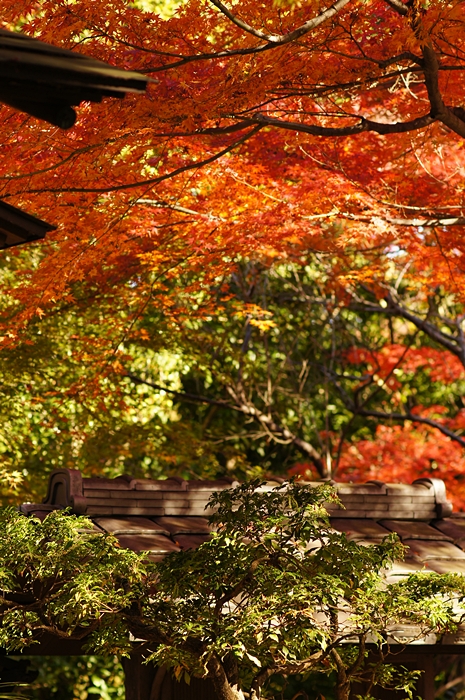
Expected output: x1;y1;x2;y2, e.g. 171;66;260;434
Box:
328;477;453;520
17;469;453;521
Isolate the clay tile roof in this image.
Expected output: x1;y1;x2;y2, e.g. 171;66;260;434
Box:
25;469;454;525
434;518;465;545
21;467;465;644
153;516;211;535
326;478;451;520
174;534;211;551
380;520;453;541
93;517;171;536
403;539;465;562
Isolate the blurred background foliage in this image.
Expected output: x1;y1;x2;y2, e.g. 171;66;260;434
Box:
17;657;124;700
2;247;465;507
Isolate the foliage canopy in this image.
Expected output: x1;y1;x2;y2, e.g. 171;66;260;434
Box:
0;0;464;502
2;482;465;700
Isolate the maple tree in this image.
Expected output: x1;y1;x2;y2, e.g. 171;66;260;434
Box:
124;258;465;508
0;0;464;507
0;0;464;325
1;3;465;700
3;481;465;700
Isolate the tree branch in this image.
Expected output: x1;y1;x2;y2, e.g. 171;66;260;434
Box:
126;374;326;476
353;295;465;362
137;198;225;222
383;0;408;16
126;373;233;408
251;112;435;136
250;650;326;699
22;126;263;195
410;5;465;139
354;407;465;449
209;0;351;45
347;634;366;676
225;386;327;476
339;212;465;227
213;558;264;617
207;654;245;700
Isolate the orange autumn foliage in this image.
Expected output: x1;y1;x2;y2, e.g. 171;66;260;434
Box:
338;423;465;511
0;0;463;332
289;421;465;510
345;344;465;388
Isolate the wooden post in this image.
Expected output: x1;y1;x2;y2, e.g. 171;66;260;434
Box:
415;655;435;700
122;655;216;700
121;655;157;700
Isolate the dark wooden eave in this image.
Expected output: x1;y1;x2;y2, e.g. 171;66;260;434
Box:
0;199;55;249
0;28;148;128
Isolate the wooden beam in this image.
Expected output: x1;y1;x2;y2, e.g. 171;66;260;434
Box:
122;655;157;700
0;28;147;128
0;199;55;249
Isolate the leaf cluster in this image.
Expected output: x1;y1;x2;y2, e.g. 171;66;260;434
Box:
2;482;465;699
127;482;465;698
0;509;145;654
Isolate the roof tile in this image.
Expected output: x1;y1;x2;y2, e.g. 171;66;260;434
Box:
335;483;387;495
134;479;187;491
329;519;391;541
433;518;465;544
385;483;431;495
174;534;211;550
403;540;465;560
185;480;236;491
87;506;165;516
425;559;465;574
383;560;424;583
84;477;133;491
116;534;180;554
94;517;170;536
380;520;453;541
441;625;465;644
153;516;211;535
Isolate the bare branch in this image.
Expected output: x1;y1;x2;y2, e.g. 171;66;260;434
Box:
127;374;327;476
251;112;435;136
355;407;465;449
209;0;351;45
225;386;327;476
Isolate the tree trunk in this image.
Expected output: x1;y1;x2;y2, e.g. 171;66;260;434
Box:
335;679;350;700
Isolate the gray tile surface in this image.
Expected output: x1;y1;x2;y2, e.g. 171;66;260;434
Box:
402;539;465;560
329;519;391;541
380;520;453;541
